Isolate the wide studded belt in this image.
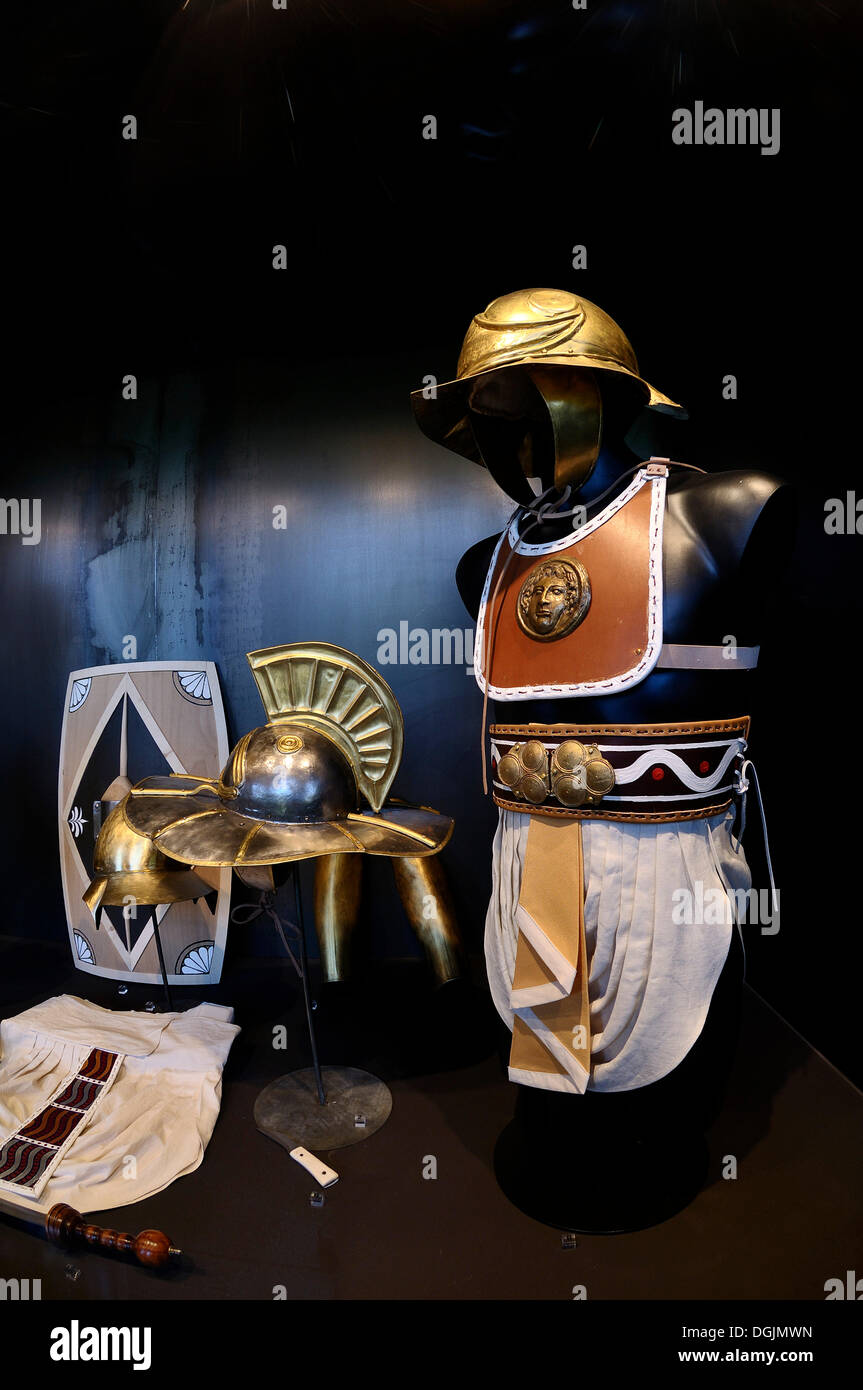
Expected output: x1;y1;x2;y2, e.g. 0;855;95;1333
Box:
489;717;750;823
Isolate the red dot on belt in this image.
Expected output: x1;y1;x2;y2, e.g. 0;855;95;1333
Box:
699;759;710;773
651;767;665;781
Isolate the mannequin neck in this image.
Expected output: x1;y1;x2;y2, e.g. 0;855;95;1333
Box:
578;438;640;506
529;437;639;518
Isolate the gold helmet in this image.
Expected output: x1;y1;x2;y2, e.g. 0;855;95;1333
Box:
122;643;453;867
83;797;213;918
411;288;686;500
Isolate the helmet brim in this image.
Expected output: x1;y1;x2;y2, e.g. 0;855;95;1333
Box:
124;777;453;865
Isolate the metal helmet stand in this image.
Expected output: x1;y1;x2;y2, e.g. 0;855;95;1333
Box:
232;867;392;1152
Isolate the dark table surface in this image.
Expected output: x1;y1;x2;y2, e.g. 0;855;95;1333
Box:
1;935;860;1302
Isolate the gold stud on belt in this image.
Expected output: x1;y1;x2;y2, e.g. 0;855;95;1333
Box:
551;740;615;808
497;740;550;805
497;739;615;808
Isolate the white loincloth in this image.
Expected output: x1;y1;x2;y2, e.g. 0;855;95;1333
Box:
484;808;751;1092
0;994;239;1214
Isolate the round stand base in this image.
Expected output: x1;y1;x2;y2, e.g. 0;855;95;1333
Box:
254;1066;392;1152
493;1119;709;1234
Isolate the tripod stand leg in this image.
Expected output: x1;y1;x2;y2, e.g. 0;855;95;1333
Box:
293;866;326;1106
151;914;174;1012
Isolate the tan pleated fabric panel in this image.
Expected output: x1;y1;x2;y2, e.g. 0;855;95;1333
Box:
509;817;591;1091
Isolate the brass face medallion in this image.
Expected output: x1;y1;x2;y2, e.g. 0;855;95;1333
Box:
516;558;591;642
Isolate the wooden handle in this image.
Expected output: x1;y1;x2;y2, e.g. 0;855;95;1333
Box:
45;1203;181;1269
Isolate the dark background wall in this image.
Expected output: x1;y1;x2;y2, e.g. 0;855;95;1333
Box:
1;0;860;1080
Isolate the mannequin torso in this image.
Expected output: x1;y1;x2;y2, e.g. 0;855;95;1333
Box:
459;461;795;1231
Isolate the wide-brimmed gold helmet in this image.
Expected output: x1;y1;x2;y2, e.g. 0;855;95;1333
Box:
122;644;453;868
83;798;213;918
411;288;686;499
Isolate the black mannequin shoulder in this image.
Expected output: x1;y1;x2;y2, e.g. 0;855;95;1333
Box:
666;467;795;570
666;466;788;509
456;533;503;617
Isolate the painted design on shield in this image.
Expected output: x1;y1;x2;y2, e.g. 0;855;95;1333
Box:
58;661;230;986
73;930;95;964
177;942;215;975
69;678;92;712
172;669;213;705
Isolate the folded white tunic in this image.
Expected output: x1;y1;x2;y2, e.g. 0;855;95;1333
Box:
484;807;752;1092
0;995;239;1215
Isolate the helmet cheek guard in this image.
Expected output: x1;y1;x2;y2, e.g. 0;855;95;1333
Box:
82;798;212;919
465;365;603;499
524;366;603;495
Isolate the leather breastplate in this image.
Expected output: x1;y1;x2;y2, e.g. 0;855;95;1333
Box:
475;462;667;701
